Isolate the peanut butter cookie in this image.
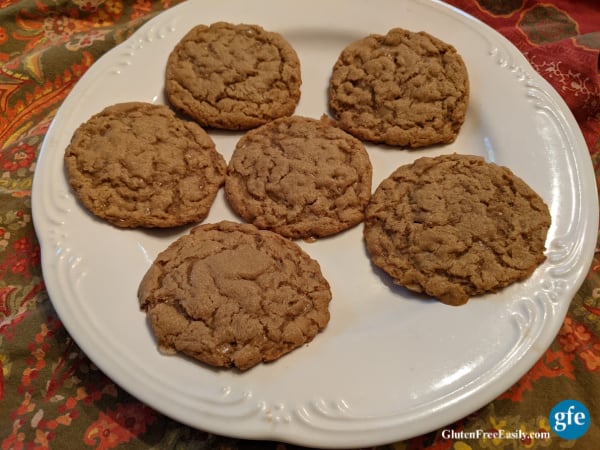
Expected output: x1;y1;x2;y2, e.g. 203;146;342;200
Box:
225;116;373;239
165;22;302;130
329;28;469;148
138;221;332;371
364;154;551;306
64;102;226;228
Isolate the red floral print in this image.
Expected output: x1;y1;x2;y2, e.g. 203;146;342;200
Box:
83;404;156;449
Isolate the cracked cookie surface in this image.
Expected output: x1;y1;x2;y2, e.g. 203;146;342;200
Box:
225;116;372;239
329;28;469;148
138;221;332;371
363;154;551;306
165;22;302;130
64;102;226;228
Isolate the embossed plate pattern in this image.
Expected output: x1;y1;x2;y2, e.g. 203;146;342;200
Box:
32;0;598;447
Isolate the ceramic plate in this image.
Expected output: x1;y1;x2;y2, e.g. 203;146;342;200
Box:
32;0;598;447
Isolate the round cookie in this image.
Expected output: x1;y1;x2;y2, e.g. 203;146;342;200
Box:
64;102;226;228
364;154;551;306
329;28;469;148
165;22;302;130
138;220;332;371
225;116;373;239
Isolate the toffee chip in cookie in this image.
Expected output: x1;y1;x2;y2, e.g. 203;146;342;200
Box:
329;28;469;148
165;22;302;130
64;102;226;228
138;221;332;371
363;154;551;306
225;116;373;239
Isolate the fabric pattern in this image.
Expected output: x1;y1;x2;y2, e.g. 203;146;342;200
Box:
1;1;598;449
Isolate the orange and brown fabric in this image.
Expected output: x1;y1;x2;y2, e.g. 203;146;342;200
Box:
1;1;598;449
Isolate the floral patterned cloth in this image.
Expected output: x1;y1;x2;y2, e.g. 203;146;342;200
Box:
1;1;598;449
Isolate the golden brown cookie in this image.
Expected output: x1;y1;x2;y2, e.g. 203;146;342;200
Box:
165;22;302;130
225;116;373;239
363;154;551;306
329;28;469;148
138;221;332;371
64;102;226;228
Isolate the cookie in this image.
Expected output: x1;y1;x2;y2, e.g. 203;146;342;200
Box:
225;116;373;239
138;221;332;371
329;28;469;148
64;102;226;228
165;22;302;130
363;154;551;306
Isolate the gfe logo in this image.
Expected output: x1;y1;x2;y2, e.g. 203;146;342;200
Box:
549;400;590;440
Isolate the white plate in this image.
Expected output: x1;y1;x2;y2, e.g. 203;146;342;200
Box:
32;0;598;447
